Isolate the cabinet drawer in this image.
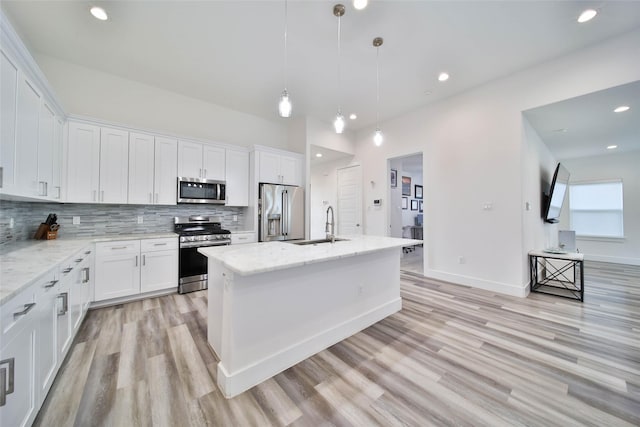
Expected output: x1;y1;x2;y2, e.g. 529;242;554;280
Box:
0;283;36;338
140;237;178;252
96;240;141;257
231;233;257;245
59;246;92;275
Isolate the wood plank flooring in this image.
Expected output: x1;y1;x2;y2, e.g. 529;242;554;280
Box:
35;261;640;426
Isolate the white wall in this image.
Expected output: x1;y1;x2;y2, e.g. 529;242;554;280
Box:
559;151;640;265
352;29;640;296
33;54;288;149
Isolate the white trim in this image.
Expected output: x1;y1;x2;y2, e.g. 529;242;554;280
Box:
576;235;626;243
89;287;176;309
423;268;528;297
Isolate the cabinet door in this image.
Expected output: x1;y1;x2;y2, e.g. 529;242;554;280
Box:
15;75;41;197
0;320;37;427
51;118;63;200
258;151;281;184
99;127;129;203
225;149;248;206
279;155;302;186
154;137;178;205
178;140;202;178
34;272;59;404
94;241;141;301
202;145;225;180
79;249;93;315
128;132;155;204
37;102;55;198
55;280;72;364
0;50;18;193
140;249;178;293
66;122;100;203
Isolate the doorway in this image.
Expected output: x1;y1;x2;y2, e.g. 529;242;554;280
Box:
337;165;363;236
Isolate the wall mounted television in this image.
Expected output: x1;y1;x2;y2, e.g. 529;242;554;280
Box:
542;162;570;223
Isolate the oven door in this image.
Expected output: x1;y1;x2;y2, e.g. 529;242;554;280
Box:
177;178;226;204
178;241;229;293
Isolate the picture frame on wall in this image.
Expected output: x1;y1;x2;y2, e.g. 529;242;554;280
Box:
402;176;411;196
415;185;423;199
411;200;418;211
402;197;408;209
390;169;397;187
419;200;423;212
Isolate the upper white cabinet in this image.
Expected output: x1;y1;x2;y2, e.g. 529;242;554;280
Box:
256;149;303;186
99;127;129;203
66;122;100;203
225;149;249;206
51;118;63;200
37;102;55;198
15;75;41;197
1;50;18;193
178;140;225;180
129;133;177;205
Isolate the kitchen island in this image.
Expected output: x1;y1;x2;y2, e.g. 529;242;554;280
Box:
198;235;421;397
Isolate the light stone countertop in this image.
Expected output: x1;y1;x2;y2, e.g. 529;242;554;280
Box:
198;235;422;276
0;232;178;306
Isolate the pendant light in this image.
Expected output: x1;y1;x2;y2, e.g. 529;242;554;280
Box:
373;37;384;146
333;4;346;134
278;0;292;117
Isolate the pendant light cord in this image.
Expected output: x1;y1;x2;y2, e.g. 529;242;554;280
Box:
283;0;288;90
337;13;342;113
376;45;380;128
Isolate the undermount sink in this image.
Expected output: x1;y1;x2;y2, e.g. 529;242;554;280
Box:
289;238;349;246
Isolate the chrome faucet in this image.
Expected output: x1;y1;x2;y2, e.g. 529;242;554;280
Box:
325;206;335;243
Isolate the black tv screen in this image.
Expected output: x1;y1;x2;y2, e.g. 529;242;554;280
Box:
543;163;570;223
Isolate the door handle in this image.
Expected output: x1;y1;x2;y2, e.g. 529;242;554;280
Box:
57;292;68;315
44;280;59;289
93;190;97;201
142;254;146;266
0;358;15;406
62;267;73;274
135;255;138;266
13;303;36;320
82;267;90;283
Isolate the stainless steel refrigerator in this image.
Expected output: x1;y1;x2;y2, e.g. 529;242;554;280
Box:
259;183;304;241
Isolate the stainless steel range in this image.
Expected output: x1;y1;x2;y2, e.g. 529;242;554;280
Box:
174;216;231;294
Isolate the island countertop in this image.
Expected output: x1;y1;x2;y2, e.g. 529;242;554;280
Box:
198;235;422;276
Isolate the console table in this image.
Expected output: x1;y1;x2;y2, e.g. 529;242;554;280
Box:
528;250;584;301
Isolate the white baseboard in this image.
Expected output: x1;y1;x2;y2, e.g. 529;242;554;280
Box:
89;287;176;309
216;298;402;398
422;269;528;297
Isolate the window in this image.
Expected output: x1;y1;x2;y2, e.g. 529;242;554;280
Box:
569;181;624;238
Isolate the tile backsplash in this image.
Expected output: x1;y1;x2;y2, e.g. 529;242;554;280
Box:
0;200;247;249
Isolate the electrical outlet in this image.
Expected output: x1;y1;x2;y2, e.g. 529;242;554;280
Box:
72;216;80;225
9;218;14;228
137;216;144;224
233;215;238;222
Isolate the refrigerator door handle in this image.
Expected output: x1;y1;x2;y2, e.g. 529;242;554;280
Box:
281;190;287;236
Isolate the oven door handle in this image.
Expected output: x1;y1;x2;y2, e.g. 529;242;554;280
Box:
180;240;231;249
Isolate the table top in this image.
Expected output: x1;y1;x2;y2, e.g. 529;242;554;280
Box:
528;250;584;261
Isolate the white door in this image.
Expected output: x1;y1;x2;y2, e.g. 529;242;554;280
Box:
225;149;249;206
0;50;18;193
37;102;55;198
337;165;363;236
140;250;178;293
202;145;225;180
154;137;178;205
178;140;202;178
99;127;129;203
128;132;155;204
15;75;40;197
66;122;100;203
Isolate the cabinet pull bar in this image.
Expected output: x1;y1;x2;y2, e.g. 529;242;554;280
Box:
101;190;105;202
85;250;92;255
0;166;3;189
44;280;59;289
153;243;167;246
75;258;83;263
155;193;158;203
0;364;6;406
62;267;73;273
57;292;68;315
111;246;128;250
0;357;15;406
93;190;97;201
142;254;146;266
13;303;36;319
135;255;138;266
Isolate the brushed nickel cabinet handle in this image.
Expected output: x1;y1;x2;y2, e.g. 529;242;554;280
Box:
85;250;92;255
57;292;68;315
45;182;49;196
13;303;36;319
135;255;138;266
82;267;90;283
0;357;15;406
55;186;61;199
0;166;3;188
44;280;58;289
155;193;158;203
93;190;97;201
101;190;105;202
142;254;146;266
62;267;73;274
111;246;127;250
153;243;167;246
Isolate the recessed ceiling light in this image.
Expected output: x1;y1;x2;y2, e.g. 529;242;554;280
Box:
607;145;618;150
353;0;368;10
349;113;357;120
577;9;597;23
90;6;108;21
316;153;323;158
438;72;449;82
614;105;630;113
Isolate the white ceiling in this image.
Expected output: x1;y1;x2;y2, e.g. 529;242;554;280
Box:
524;81;640;160
3;1;640;131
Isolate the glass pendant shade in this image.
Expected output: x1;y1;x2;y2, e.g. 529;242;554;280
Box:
334;112;345;134
373;128;383;146
278;90;292;117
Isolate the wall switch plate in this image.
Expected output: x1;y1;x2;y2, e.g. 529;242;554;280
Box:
72;216;80;225
137;216;144;224
233;215;238;222
9;218;14;228
374;199;381;206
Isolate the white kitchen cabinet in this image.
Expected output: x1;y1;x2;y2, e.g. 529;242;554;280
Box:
0;291;37;427
34;269;59;405
178;140;225;180
99;127;129;203
256;149;303;186
66;122;100;203
0;49;18;194
60;249;92;333
51;117;63;200
153;136;178;205
37;102;55;198
129;134;177;205
55;274;72;367
140;238;178;293
14;74;41;197
94;241;141;301
225;149;249;206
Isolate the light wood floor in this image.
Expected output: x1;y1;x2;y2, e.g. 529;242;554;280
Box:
35;261;640;426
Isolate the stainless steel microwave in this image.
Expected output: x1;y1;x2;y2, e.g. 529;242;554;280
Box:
177;177;226;204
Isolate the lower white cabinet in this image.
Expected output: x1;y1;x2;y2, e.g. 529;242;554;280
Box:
34;269;59;409
95;237;177;302
231;232;257;245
